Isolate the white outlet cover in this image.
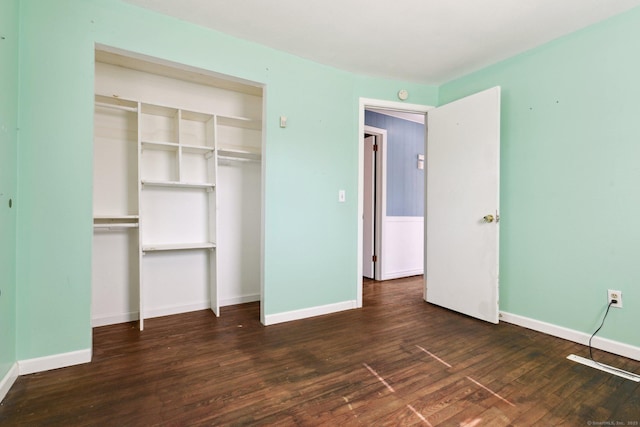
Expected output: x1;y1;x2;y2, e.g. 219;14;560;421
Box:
607;289;622;308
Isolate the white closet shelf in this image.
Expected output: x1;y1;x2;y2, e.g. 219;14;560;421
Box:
218;146;261;162
181;110;214;122
217;115;262;130
95;95;138;112
95;102;138;113
141;180;215;189
94;223;139;229
141;140;179;150
141;103;179;117
142;242;216;252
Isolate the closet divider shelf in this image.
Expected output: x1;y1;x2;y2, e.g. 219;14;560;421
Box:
142;242;216;252
141;180;215;189
137;100;220;329
141;141;179;151
94;215;140;219
217;115;262;130
93;222;138;230
218;146;261;162
95;95;138;112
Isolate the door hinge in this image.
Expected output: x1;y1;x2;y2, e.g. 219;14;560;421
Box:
372;255;378;262
373;144;378;152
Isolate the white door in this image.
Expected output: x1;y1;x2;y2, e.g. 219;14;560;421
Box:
425;86;501;323
363;135;375;279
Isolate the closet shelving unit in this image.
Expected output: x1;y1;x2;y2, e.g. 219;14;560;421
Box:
93;93;261;330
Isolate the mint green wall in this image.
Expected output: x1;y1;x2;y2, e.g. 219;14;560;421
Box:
15;0;438;360
11;0;640;368
0;0;19;377
440;7;640;346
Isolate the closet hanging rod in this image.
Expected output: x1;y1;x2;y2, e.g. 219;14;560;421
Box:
217;155;261;163
93;223;139;230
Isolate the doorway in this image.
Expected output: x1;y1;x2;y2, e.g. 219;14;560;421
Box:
358;89;501;323
357;98;432;308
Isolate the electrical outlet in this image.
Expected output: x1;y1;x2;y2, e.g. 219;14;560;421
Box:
607;289;622;308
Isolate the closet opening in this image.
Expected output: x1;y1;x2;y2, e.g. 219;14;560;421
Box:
92;45;264;330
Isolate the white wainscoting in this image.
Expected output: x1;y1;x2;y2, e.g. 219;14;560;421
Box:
382;216;424;280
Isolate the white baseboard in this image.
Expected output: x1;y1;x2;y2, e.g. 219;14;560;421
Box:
220;293;260;307
144;301;210;320
18;349;92;375
500;311;640;362
382;269;424;281
0;363;19;403
92;311;139;327
93;296;262;327
264;300;357;326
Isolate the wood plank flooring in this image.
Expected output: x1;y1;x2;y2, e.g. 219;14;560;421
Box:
1;276;639;426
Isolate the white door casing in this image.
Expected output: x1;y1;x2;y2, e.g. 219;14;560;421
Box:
425;86;501;324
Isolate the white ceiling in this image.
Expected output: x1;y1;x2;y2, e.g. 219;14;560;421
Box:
124;0;640;85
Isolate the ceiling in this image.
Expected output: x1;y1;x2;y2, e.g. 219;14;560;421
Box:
124;0;640;85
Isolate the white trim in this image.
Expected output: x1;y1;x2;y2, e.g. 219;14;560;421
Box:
220;293;260;307
264;300;357;326
382;269;424;281
500;311;640;362
0;363;19;402
144;301;210;320
18;349;92;375
358;98;433;308
92;312;139;327
360;98;434;114
368;108;425;124
259;88;267;326
92;295;260;327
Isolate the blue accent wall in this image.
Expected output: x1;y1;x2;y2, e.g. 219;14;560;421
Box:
365;111;425;216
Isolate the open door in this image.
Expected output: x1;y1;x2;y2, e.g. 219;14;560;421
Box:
425;87;500;323
362;134;376;279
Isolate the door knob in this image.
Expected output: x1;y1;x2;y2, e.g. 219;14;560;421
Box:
483;214;494;223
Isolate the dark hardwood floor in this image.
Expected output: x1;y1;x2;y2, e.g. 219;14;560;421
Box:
1;276;639;426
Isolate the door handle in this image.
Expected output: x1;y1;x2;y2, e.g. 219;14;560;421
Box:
483;214;494;223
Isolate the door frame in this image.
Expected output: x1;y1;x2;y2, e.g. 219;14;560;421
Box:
357;98;433;307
